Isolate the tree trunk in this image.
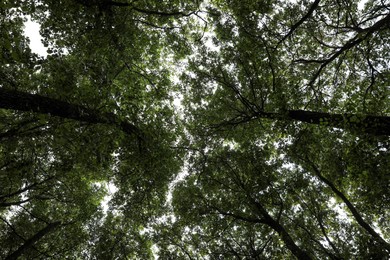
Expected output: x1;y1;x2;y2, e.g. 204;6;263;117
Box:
310;166;390;253
250;199;312;259
287;110;390;136
5;221;61;260
0;88;143;138
248;109;390;136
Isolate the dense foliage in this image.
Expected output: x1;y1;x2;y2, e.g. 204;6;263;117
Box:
1;0;389;258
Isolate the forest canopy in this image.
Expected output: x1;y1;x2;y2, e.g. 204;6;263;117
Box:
1;0;390;258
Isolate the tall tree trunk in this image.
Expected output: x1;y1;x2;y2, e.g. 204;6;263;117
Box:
5;221;61;260
249;198;312;259
287;110;390;136
304;158;390;253
247;110;390;136
0;88;143;138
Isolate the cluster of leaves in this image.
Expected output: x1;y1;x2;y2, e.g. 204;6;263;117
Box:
0;0;389;258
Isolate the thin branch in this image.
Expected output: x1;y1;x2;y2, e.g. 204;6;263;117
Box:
210;205;264;224
307;12;390;86
277;0;321;46
0;176;55;200
105;1;197;17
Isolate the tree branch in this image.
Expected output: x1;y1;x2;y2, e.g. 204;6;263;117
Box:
278;0;321;46
104;1;196;17
306;12;390;86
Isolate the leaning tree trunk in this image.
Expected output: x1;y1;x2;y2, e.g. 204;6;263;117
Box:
248;198;312;259
0;87;143;138
305;161;390;253
287;110;390;136
243;109;390;136
5;221;61;260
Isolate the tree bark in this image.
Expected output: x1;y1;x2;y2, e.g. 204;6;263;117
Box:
246;109;390;136
5;221;61;260
0;88;143;138
288;110;390;135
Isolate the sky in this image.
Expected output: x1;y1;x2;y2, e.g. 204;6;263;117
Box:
23;17;47;57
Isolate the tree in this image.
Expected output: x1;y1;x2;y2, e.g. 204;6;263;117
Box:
164;0;390;258
1;0;184;258
1;0;389;258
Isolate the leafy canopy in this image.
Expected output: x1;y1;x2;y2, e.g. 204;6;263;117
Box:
0;0;389;258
